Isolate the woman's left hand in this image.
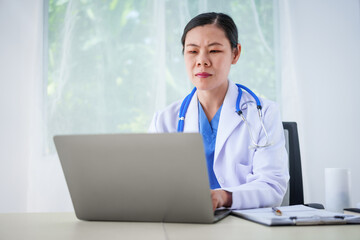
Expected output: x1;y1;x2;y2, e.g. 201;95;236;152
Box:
211;189;232;211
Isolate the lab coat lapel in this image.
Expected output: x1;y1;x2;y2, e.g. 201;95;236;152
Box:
214;81;244;163
183;91;199;132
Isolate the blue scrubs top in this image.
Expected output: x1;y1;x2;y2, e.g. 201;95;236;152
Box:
198;102;222;189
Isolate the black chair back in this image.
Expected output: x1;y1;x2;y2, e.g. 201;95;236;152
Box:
282;122;304;205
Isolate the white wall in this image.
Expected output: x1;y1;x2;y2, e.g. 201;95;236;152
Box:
280;0;360;207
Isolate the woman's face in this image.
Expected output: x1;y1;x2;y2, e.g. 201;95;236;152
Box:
183;24;241;92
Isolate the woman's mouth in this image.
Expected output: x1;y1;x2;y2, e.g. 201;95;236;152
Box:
195;72;212;78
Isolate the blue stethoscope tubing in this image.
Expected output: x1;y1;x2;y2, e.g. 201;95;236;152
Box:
177;84;272;149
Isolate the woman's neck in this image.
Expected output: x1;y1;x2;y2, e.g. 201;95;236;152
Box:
197;81;228;122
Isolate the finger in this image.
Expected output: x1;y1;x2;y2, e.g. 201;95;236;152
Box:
213;200;217;211
211;191;218;211
212;196;217;211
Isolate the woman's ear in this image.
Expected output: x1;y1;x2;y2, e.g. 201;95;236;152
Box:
231;43;241;64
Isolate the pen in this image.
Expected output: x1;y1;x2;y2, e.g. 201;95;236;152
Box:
272;207;282;216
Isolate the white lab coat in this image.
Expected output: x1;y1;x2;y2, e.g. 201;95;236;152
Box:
149;80;289;209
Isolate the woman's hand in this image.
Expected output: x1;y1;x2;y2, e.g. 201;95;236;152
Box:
211;189;232;211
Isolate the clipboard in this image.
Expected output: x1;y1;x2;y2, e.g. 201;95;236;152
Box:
231;205;360;226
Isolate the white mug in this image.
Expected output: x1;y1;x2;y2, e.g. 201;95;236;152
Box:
325;168;351;212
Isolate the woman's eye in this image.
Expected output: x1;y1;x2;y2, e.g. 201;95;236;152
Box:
188;50;197;54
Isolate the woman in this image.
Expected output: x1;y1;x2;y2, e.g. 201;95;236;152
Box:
149;12;289;210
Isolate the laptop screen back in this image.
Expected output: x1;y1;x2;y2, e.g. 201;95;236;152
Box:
54;133;216;223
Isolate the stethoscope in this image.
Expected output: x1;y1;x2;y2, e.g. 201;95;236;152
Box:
177;84;273;149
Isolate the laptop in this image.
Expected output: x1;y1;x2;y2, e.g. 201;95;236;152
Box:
54;133;231;223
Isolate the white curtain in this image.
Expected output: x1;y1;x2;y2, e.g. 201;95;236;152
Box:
0;0;53;212
0;0;281;212
46;0;280;149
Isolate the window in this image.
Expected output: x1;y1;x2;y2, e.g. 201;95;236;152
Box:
46;0;280;154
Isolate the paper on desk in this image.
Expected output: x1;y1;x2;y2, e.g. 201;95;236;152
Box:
231;205;360;226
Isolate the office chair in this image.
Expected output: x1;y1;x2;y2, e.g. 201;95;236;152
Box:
281;122;304;205
281;122;324;209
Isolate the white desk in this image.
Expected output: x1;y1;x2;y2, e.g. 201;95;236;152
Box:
0;212;359;240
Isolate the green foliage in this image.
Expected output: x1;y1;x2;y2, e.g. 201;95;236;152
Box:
46;0;279;154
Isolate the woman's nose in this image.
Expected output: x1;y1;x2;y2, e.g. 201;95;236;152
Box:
196;53;210;67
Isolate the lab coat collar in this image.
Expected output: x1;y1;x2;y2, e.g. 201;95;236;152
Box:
214;81;246;163
182;81;250;159
183;91;199;132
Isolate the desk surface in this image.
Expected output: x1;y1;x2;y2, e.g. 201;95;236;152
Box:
0;212;359;240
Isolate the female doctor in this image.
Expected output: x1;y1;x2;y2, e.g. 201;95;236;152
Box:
149;12;289;210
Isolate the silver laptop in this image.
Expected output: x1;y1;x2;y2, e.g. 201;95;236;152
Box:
54;133;230;223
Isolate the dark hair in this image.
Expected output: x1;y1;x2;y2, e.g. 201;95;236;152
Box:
181;12;238;53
